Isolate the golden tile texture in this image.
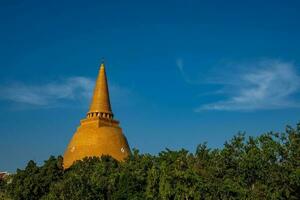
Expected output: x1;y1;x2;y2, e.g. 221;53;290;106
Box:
63;62;131;169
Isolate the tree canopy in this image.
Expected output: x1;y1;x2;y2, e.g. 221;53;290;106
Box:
1;123;300;200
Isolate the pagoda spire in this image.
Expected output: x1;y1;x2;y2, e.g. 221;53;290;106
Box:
63;59;131;169
87;61;113;119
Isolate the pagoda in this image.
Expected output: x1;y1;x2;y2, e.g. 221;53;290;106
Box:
63;61;131;169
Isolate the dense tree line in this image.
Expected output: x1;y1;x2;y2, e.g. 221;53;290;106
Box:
1;124;299;200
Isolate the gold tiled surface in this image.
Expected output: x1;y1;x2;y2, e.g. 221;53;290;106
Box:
63;119;130;169
63;62;131;169
88;63;112;115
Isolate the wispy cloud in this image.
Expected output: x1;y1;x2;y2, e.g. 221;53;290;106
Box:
0;76;135;110
176;58;194;84
177;59;300;111
0;77;94;107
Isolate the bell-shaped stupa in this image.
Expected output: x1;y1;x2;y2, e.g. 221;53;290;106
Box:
63;61;131;169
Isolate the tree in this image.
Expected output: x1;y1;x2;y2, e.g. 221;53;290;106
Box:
7;156;64;200
7;123;300;200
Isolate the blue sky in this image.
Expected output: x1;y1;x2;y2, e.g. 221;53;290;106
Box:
1;0;300;172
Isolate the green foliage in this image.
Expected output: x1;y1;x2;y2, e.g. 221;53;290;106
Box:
5;123;300;199
0;176;11;200
7;156;63;200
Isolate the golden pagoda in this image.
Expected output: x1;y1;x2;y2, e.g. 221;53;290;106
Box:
63;61;131;169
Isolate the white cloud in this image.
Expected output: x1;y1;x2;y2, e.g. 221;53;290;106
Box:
176;58;194;84
0;77;94;107
0;76;135;109
182;59;300;111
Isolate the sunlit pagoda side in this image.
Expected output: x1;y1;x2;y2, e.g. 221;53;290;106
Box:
63;61;131;169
